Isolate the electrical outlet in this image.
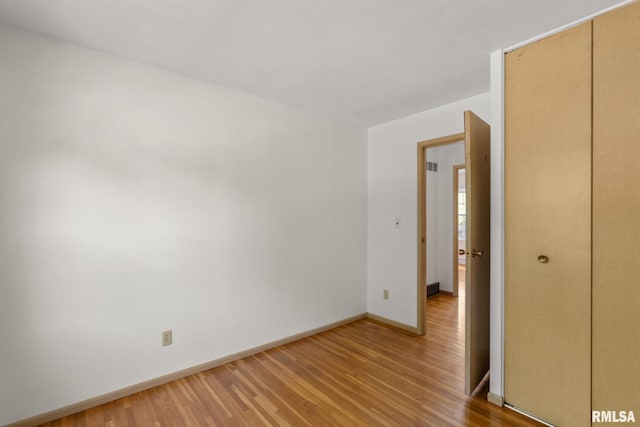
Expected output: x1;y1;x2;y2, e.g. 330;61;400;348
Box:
383;289;389;300
162;330;172;346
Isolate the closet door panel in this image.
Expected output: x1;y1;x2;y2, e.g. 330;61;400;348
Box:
593;1;640;417
504;22;592;426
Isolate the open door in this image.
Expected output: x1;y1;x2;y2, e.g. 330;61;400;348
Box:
416;111;490;395
463;110;491;395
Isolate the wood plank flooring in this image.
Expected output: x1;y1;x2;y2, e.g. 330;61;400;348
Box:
40;291;540;426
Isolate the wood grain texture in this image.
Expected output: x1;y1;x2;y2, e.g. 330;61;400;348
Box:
463;111;491;396
593;1;640;419
504;22;592;426
38;295;541;426
366;312;419;335
9;315;366;427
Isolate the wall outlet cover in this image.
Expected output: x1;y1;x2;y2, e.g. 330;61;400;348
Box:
162;330;172;346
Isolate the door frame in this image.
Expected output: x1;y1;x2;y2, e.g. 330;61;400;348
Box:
416;132;465;335
452;164;466;298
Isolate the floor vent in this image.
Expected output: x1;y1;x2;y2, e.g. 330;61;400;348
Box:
427;282;440;297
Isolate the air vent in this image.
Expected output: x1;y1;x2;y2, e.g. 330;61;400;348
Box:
426;161;438;172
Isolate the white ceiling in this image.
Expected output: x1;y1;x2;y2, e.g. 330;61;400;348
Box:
0;0;625;126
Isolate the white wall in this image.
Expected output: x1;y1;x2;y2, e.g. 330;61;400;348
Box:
426;143;465;293
0;26;367;425
367;93;490;327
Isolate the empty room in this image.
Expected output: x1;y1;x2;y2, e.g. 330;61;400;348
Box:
0;1;638;426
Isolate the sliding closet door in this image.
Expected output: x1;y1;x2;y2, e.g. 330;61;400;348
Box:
593;2;640;418
504;22;592;426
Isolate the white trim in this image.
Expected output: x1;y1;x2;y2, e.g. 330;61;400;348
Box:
487;392;504;407
489;49;505;401
500;49;506;405
504;0;635;52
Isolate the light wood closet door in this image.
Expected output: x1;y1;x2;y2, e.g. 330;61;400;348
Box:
593;1;640;419
504;22;592;426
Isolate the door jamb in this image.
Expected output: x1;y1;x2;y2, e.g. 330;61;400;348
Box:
417;132;465;335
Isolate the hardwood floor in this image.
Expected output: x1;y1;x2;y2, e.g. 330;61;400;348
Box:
40;291;540;426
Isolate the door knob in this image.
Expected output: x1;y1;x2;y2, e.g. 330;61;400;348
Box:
458;249;468;256
471;249;483;258
537;255;549;264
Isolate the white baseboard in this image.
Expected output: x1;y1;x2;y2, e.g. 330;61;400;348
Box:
7;313;367;427
487;392;504;407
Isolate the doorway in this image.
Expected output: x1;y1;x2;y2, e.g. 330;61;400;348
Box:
453;165;466;298
416;111;491;396
424;144;465;300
